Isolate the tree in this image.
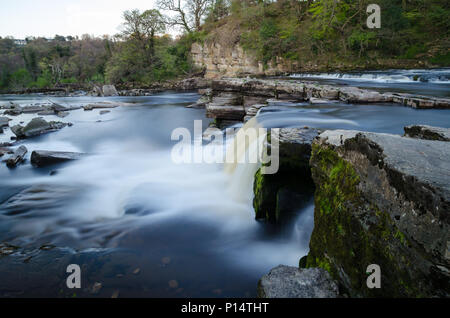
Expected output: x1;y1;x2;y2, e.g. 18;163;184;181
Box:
157;0;213;33
121;9;166;62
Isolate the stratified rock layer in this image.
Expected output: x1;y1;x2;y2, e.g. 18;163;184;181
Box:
306;130;450;297
202;79;450;121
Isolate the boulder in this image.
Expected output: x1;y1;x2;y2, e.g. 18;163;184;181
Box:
90;85;103;97
306;130;450;297
404;125;450;141
102;85;118;97
257;265;339;298
5;145;27;168
11;118;70;139
31;150;85;167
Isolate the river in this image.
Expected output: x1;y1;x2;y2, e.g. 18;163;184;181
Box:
0;71;449;297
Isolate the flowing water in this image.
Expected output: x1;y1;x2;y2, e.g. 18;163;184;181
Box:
288;68;450;97
0;72;449;297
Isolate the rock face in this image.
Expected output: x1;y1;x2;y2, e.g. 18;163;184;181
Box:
191;42;271;79
11;118;70;139
206;93;246;120
257;265;339;298
31;151;85;167
253;128;319;223
306;130;450;297
404;125;450;141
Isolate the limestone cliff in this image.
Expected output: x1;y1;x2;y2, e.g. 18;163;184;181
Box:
191;42;296;79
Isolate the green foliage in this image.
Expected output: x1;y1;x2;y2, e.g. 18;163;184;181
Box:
32;70;53;89
9;68;33;90
430;52;450;66
202;0;450;68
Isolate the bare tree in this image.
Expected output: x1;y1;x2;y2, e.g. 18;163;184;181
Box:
157;0;212;33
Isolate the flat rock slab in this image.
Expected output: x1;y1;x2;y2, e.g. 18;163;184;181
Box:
319;130;450;203
405;125;450;141
31;151;85;167
257;265;339;298
83;101;132;111
207;78;450;109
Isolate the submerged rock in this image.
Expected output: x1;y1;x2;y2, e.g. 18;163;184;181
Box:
11;118;70;139
257;265;339;298
31;150;85;167
102;85;118;97
306;130;450;297
404;125;450;141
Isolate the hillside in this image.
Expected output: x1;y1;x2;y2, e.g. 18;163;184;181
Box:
193;0;450;76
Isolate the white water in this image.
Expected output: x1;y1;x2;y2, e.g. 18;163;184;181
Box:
224;117;267;205
290;68;450;84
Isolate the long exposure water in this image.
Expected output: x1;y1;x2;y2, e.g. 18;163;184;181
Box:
0;73;449;297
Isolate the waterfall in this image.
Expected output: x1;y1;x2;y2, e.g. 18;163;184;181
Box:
224;117;267;205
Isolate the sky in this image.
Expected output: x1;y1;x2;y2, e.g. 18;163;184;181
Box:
0;0;167;39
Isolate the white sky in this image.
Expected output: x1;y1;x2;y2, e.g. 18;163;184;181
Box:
0;0;173;39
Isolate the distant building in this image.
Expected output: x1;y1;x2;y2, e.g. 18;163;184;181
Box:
14;39;27;46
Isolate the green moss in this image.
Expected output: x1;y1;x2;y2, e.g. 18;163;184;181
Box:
253;169;269;220
312;144;360;217
306;143;423;297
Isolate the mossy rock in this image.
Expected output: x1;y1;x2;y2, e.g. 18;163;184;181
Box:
306;143;432;297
